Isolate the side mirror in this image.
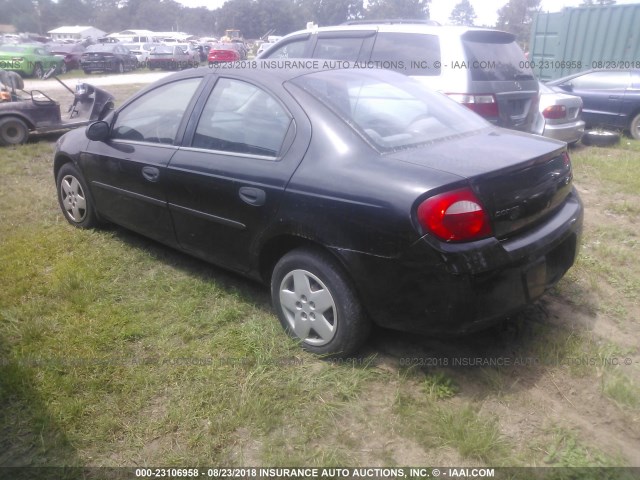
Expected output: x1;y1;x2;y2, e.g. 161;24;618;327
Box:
560;82;573;92
86;121;110;141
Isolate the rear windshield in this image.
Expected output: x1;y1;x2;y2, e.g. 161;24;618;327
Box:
86;44;115;53
461;31;533;81
290;69;488;151
152;46;174;54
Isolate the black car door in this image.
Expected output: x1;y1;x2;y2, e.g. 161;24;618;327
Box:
79;76;205;245
166;76;311;274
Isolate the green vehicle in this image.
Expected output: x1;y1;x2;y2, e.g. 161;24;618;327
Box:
0;44;65;78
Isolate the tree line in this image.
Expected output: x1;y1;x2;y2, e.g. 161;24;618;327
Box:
0;0;429;39
0;0;616;45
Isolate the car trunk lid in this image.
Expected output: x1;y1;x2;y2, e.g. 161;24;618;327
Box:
389;129;573;239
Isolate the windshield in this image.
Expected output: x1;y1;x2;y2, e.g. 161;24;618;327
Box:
290;69;489;151
461;31;533;81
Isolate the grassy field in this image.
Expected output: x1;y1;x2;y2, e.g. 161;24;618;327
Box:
0;91;639;470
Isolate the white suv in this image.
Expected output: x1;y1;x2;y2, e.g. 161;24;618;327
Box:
259;23;540;133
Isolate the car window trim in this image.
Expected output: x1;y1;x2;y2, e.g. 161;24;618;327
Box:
177;145;283;161
106;139;182;150
317;30;376;39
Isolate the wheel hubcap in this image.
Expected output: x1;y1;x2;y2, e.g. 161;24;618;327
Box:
279;269;337;346
61;175;87;222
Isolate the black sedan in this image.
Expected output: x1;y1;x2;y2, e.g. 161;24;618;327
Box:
547;69;640;139
53;66;583;356
80;44;137;74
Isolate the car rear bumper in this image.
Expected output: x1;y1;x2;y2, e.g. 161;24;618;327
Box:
81;61;118;72
335;189;583;335
543;120;585;144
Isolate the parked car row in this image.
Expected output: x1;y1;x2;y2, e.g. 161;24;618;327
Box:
0;40;207;77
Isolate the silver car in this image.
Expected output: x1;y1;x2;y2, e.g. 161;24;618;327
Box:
259;23;540;133
538;82;585;145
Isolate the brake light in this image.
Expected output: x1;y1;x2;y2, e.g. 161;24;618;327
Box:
542;105;566;119
417;188;492;242
447;93;499;117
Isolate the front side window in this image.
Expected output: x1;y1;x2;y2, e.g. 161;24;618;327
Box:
193;78;291;157
111;77;202;144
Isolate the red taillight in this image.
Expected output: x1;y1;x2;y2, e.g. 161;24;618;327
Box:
447;93;499;118
542;105;566;119
417;188;493;242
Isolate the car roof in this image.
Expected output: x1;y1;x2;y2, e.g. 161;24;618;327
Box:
547;68;640;85
277;23;506;40
153;62;397;86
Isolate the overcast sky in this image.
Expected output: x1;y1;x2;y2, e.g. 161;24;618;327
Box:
174;0;640;28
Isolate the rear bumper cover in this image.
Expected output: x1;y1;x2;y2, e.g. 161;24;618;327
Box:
543;120;585;144
334;189;583;335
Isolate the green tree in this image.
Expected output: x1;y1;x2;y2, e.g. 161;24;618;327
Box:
449;0;476;26
295;0;364;26
364;0;431;20
496;0;540;48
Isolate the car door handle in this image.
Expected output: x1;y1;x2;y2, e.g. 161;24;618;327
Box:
609;95;621;99
239;186;266;206
142;166;160;182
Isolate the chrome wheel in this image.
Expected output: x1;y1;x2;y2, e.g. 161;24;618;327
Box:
60;174;87;223
279;269;337;346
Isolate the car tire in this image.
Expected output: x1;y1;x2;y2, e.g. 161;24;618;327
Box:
0;116;29;146
581;129;620;147
83;69;91;75
32;63;44;79
271;247;371;357
630;113;640;140
56;163;98;229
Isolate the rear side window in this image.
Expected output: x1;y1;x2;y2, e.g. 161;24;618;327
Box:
313;37;366;61
461;31;532;81
571;71;631;90
264;37;308;58
370;33;441;76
